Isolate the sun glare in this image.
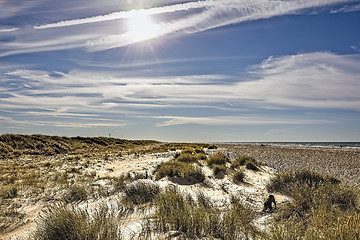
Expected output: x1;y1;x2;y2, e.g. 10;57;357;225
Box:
125;13;160;42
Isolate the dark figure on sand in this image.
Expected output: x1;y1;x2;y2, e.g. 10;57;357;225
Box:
263;195;276;212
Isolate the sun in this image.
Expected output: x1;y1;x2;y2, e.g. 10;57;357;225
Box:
125;13;160;42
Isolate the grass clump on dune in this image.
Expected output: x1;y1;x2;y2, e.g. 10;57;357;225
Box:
175;152;207;163
267;169;340;195
231;155;260;171
155;160;205;184
212;164;227;177
151;186;258;239
31;203;131;240
245;161;259;171
207;152;229;166
124;179;160;205
232;170;245;183
64;184;88;203
266;169;359;240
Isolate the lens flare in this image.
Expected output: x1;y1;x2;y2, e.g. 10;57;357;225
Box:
125;13;160;42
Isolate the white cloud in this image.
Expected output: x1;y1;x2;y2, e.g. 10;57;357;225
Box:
331;3;360;12
243;52;360;109
33;1;210;29
264;128;290;136
1;0;358;55
86;0;359;51
1;52;359;129
0;28;19;32
2;52;360;110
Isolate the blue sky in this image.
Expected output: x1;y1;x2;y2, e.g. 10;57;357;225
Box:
1;0;360;142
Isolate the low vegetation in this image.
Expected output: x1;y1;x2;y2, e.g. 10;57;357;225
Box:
124;180;160;205
175;152;206;163
232;170;245;183
1;134;360;239
0;134;213;235
207;152;229;166
212;164;227;177
266;169;341;195
231;154;260;171
266;169;360;239
150;186;258;239
154;160;205;184
31;203;132;240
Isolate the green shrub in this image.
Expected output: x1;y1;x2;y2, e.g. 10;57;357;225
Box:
124;180;160;205
155;160;205;184
31;203;130;240
207;152;229;166
233;170;245;183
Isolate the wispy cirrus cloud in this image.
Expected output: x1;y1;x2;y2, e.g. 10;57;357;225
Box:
86;0;360;51
245;52;360;109
0;28;19;32
331;3;360;12
1;0;358;55
155;116;331;127
1;52;359;129
264;128;290;136
33;1;211;29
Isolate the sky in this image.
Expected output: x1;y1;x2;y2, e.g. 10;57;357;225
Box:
1;0;360;142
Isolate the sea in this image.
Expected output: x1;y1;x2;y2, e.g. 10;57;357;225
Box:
219;142;360;149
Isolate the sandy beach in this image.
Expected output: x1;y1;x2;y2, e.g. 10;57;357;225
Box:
218;144;360;187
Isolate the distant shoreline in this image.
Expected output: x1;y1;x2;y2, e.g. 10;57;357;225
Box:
212;142;360;149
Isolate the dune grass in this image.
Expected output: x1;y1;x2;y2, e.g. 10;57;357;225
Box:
266;169;341;195
207;152;230;166
154;160;205;183
31;203;132;240
175;152;207;163
150;186;258;239
266;169;359;240
0;134;216;234
233;170;245;183
231;154;260;171
123;180;160;205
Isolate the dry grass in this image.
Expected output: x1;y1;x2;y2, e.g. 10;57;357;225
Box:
2;135;360;239
31;203;132;240
266;169;360;240
123;180;160;205
154;160;205;184
150;186;258;239
232;170;245;183
231;154;260;171
207;152;229;166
